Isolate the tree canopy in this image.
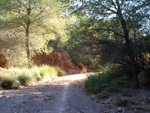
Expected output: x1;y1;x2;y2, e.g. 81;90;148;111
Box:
0;0;149;88
65;0;150;88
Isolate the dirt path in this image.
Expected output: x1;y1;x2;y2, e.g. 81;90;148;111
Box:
0;73;118;113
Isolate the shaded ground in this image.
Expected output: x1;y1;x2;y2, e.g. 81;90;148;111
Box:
0;73;149;113
0;73;104;113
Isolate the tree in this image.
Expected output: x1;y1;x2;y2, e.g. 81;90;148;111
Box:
115;0;139;88
0;0;64;67
67;0;150;88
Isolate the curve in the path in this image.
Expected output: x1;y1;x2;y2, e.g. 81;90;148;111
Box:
0;73;110;113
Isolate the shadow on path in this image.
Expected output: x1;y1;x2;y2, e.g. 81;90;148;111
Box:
0;74;106;113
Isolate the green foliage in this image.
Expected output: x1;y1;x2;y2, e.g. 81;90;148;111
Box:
17;73;32;86
0;0;75;67
0;76;19;89
31;67;42;81
0;65;65;89
138;68;150;87
32;65;65;80
39;65;66;79
109;75;131;92
85;74;111;94
40;65;57;78
0;32;22;51
56;67;66;76
85;67;131;96
66;1;150;84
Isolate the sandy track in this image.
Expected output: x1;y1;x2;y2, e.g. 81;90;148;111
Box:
0;73;109;113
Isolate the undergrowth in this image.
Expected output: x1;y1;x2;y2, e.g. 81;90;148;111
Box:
0;65;65;89
85;68;131;100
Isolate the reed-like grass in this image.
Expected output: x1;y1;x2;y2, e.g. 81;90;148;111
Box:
0;65;65;89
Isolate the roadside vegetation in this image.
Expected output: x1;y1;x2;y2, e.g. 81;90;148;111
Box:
0;0;150;112
84;67;150;111
0;65;65;89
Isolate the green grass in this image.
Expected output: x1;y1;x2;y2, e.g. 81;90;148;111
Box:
39;65;65;79
0;65;65;89
56;67;66;76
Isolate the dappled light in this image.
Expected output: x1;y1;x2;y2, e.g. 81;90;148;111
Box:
0;0;150;113
0;74;105;113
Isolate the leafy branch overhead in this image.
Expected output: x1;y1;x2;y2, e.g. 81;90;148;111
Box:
66;0;150;88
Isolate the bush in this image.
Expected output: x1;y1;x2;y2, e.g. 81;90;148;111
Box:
30;66;43;81
109;75;130;92
33;71;42;81
17;73;32;86
39;65;66;79
0;65;65;89
0;76;19;89
85;69;131;97
138;68;150;87
85;74;111;94
55;67;66;76
114;75;131;88
39;65;58;79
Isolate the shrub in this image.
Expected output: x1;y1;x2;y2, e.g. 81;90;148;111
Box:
108;75;130;92
85;75;100;93
17;73;32;86
39;65;58;79
85;74;111;94
39;65;66;78
85;69;131;96
32;71;42;81
55;67;66;76
0;76;19;89
0;65;65;89
30;67;42;81
138;68;150;87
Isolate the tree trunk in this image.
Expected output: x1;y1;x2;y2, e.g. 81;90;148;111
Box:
121;19;139;88
26;0;31;68
26;22;30;68
117;9;139;88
